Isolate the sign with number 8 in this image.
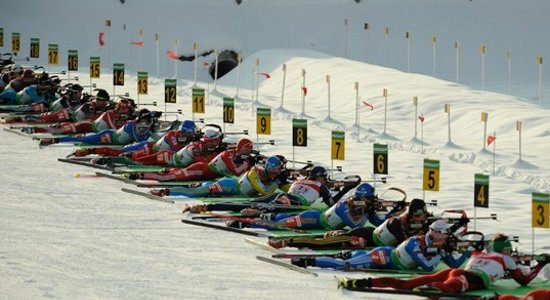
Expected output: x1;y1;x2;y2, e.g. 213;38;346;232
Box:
292;119;307;147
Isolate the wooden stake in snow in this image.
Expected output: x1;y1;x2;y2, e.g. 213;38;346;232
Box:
481;112;488;150
516;121;522;161
413;96;418;139
383;88;388;135
344;18;348;58
406;31;411;72
480;44;486;90
385;27;390;66
213;48;219;91
326;75;331;118
279;64;287;108
454;40;460;83
235;52;242;98
354;81;359;129
254;58;260;104
432;36;437;76
364;22;369;63
445;104;452;144
506;50;512;94
155;33;160;78
537;56;543;105
193;42;198;87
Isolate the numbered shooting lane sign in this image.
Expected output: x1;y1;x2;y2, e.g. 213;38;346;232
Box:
137;71;148;95
256;107;271;135
292;119;307;147
68;49;78;71
11;32;20;53
331;131;345;160
164;78;177;103
474;174;489;208
373;143;388;175
48;44;59;65
113;63;125;86
191;88;205;113
422;159;440;191
89;57;100;78
30;38;40;58
532;192;550;228
0;28;3;47
223;97;234;124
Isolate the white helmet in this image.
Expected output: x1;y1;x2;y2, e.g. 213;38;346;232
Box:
10;64;22;73
428;220;452;239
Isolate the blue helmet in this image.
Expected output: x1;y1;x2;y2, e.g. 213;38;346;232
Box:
265;156;282;172
308;166;327;179
355;183;375;199
180;120;196;134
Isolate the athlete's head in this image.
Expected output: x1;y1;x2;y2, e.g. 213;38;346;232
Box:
487;233;513;255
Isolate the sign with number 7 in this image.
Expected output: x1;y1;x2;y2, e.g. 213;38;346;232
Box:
331;131;345;160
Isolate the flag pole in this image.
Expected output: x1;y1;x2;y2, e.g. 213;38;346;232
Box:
301;69;306;116
420;114;424;154
413;96;418;139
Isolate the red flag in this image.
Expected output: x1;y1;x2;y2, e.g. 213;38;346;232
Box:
362;101;374;110
258;72;271;79
301;86;308;96
487;135;496;146
166;50;178;60
99;32;105;47
131;40;143;47
418;115;425;123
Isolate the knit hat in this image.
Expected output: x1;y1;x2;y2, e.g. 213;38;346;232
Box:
408;198;427;216
94;89;110;101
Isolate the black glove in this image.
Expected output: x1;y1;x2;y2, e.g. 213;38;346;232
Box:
535;253;550;266
389;200;406;214
444;235;458;253
246;155;257;165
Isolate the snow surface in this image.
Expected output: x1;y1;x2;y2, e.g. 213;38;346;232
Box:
1;0;549;299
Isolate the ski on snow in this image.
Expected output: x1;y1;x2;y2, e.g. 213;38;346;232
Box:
120;188;175;204
180;217;267;237
256;255;318;277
